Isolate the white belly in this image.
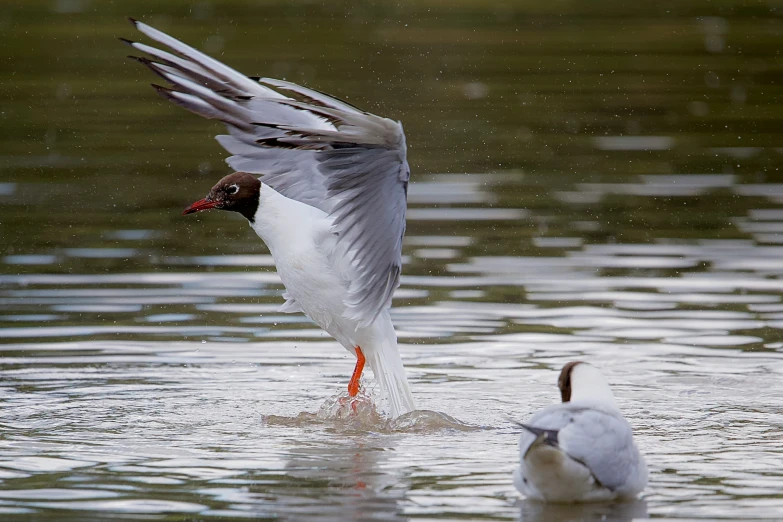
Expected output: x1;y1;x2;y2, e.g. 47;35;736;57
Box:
248;184;365;353
274;245;358;349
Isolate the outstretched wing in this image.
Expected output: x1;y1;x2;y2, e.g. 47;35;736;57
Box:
125;20;410;327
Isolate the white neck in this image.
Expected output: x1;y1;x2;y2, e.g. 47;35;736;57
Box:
569;364;619;410
249;184;327;252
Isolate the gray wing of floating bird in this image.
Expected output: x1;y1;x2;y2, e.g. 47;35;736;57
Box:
125;19;410;328
519;404;642;491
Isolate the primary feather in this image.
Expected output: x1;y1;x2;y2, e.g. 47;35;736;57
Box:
126;19;410;328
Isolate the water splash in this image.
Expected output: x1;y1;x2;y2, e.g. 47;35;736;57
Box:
265;389;478;434
316;387;385;425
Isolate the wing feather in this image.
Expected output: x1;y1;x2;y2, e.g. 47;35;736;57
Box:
259;77;366;115
521;404;642;491
127;20;409;326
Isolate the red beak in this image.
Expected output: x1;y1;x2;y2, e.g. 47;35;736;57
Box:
182;198;220;216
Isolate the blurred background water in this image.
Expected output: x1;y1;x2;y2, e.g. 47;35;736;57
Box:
2;1;783;520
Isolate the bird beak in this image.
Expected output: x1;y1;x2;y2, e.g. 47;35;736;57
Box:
182;197;219;216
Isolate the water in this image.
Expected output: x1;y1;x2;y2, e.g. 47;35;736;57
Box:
2;1;783;520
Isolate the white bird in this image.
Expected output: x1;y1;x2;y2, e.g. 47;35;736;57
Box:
124;19;415;418
513;361;647;503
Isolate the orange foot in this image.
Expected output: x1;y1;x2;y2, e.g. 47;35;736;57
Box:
347;346;365;397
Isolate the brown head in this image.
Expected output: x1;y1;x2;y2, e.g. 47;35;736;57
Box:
182;172;261;222
557;361;584;403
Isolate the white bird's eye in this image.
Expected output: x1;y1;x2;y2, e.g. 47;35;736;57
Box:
228;184;239;195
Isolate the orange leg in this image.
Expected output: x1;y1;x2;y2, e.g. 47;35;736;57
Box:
348;346;365;397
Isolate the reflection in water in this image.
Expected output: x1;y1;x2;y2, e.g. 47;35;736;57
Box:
270;441;406;522
518;499;648;522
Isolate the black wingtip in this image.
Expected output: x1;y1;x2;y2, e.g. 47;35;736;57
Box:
127;55;153;66
127;55;156;70
119;37;135;47
135;58;171;82
519;424;560;446
128;17;139;26
151;83;185;98
518;423;542;435
149;84;175;103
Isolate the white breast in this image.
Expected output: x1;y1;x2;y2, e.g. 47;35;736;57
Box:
249;184;358;349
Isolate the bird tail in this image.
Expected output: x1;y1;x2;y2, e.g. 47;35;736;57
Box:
362;311;415;418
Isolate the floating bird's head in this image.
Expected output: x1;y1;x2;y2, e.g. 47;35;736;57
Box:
183;172;261;222
557;361;618;409
557;361;583;403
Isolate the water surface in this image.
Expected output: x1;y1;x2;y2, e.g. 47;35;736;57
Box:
2;1;783;520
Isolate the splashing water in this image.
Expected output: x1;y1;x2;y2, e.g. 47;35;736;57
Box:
265;386;477;434
316;386;386;425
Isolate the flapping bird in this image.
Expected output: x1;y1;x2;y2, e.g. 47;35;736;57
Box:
513;362;647;503
124;19;415;418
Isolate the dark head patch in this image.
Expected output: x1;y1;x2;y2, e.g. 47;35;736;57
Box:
206;172;261;222
557;361;584;403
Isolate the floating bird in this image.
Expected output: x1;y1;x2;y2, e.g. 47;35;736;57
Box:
124;20;415;417
513;362;647;503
